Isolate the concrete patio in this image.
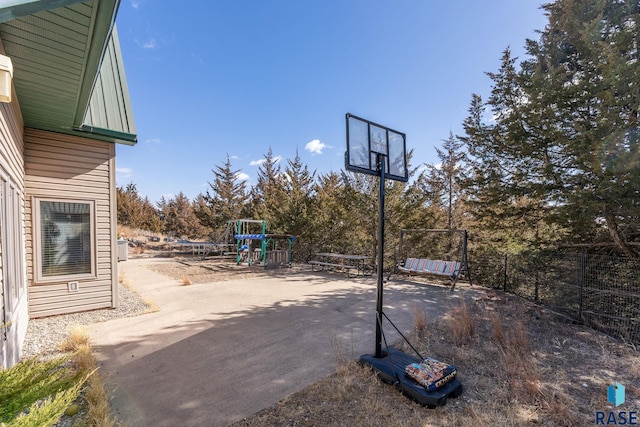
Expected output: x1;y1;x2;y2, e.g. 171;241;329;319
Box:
89;257;480;426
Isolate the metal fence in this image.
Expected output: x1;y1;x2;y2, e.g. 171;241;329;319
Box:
470;251;640;346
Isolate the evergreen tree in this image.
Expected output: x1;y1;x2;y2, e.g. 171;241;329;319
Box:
461;0;640;258
339;170;379;257
195;155;249;237
141;197;163;233
522;0;640;257
313;172;350;253
460;50;568;254
249;147;284;226
163;192;208;239
116;183;145;229
276;150;316;259
423;131;466;230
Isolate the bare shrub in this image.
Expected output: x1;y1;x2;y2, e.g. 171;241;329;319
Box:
58;325;90;353
544;394;580;427
498;320;540;403
84;371;118;427
507;320;529;354
449;301;474;344
72;344;96;373
490;312;504;345
330;334;356;365
411;303;428;332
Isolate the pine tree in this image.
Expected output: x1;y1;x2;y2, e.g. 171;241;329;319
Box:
141;197;163;233
313;172;350;253
277;150;316;259
423;131;466;230
249;146;284;226
461;0;640;258
163;192;208;239
195;155;249;237
116;183;145;229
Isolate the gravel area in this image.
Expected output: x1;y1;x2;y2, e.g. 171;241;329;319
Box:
22;282;154;360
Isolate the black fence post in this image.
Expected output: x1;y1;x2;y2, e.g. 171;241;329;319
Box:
534;257;540;303
503;254;508;292
578;249;585;322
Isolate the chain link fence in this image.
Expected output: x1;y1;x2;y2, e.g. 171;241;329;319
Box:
470;250;640;346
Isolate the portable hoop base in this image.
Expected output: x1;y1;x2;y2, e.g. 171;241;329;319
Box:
359;348;463;408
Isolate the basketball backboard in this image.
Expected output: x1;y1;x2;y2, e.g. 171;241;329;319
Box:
345;113;408;182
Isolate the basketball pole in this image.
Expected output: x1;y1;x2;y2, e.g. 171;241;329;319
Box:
375;152;386;358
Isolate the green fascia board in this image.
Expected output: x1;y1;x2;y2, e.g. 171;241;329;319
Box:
28;123;136;145
0;0;86;23
75;124;137;145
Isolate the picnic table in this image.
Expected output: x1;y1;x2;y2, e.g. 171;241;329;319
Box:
309;252;372;277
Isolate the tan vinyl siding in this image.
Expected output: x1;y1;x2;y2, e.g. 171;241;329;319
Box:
0;36;28;367
24;128;116;318
0;90;25;184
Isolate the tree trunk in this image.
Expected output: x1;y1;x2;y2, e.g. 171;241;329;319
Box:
604;209;640;260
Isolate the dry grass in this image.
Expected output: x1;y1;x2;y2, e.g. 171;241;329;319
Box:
490;312;504;345
73;344;97;373
497;320;541;403
84;369;119;427
448;301;474;345
120;272;159;314
58;324;90;353
411;303;428;332
54;326;121;426
234;292;640;427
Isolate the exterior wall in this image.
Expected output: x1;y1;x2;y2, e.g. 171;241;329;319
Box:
0;76;28;368
24;129;117;318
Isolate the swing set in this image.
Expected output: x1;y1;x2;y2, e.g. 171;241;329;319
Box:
395;228;471;290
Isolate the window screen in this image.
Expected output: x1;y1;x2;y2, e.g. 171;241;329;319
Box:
40;201;93;277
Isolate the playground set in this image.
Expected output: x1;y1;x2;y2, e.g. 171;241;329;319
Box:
167;218;295;269
229;219;296;269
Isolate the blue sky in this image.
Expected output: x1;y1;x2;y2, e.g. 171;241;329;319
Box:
115;0;548;203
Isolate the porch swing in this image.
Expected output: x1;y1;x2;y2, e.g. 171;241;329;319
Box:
394;229;471;290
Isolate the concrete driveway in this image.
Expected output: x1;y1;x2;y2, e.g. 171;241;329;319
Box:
89;258;481;426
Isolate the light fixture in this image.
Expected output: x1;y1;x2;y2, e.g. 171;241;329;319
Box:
0;54;13;103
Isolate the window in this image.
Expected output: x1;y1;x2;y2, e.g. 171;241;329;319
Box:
34;199;95;282
1;169;25;315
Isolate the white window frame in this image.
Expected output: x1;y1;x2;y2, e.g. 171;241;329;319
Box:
33;197;97;283
0;168;26;316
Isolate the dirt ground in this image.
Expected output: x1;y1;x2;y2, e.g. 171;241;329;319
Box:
139;254;640;427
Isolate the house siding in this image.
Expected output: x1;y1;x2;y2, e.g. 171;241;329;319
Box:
24;128;117;318
0;61;28;368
